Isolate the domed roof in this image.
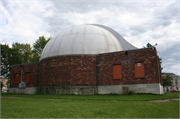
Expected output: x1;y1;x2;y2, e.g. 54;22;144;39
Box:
40;24;137;60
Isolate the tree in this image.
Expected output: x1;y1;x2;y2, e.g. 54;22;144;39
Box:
146;43;153;48
30;54;40;63
12;43;32;63
1;44;23;79
162;75;173;87
31;36;51;62
145;43;158;48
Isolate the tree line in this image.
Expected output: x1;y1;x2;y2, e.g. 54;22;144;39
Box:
1;36;51;80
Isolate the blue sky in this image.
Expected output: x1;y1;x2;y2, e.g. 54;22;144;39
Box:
1;0;180;75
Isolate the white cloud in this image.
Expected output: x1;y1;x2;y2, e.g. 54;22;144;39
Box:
1;1;52;46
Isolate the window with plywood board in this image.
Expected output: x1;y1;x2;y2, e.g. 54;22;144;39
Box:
25;73;30;83
134;63;145;78
113;65;122;79
15;74;20;84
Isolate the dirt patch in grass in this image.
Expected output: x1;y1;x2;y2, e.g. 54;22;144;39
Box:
149;98;179;102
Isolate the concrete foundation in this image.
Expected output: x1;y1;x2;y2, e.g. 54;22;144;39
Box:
9;87;38;94
98;83;164;94
9;83;163;95
36;85;98;95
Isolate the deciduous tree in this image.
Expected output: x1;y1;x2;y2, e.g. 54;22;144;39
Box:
31;36;51;62
1;44;22;79
162;75;173;87
12;43;32;63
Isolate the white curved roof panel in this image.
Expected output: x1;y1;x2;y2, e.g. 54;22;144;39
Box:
40;24;137;60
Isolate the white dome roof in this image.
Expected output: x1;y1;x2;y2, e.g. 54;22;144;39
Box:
40;24;137;60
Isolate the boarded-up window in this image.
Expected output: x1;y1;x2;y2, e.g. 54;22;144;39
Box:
113;65;122;79
134;63;145;78
15;74;19;84
25;73;30;83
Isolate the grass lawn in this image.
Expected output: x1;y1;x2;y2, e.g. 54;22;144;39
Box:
1;92;180;101
1;93;179;118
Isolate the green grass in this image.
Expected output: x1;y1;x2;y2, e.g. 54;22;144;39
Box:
1;97;179;118
1;92;179;101
1;93;179;118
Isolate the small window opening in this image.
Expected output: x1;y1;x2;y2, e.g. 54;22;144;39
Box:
125;51;128;55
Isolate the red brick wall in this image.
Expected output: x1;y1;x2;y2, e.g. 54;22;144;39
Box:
97;48;162;85
38;55;97;86
10;62;38;88
10;48;162;88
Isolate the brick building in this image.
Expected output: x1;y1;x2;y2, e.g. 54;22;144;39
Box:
9;24;163;94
